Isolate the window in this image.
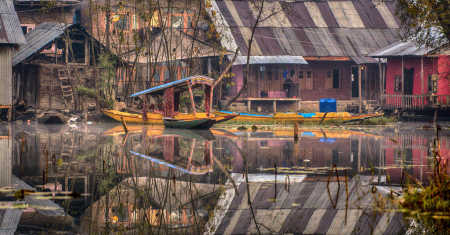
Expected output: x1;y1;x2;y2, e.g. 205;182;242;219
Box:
112;14;129;31
394;75;401;92
153;68;160;83
171;15;183;28
298;71;303;79
20;24;35;35
332;68;340;88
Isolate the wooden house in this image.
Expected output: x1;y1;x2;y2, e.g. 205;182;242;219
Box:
0;0;26;120
79;0;229;102
12;23;127;113
370;41;450;111
208;0;401;112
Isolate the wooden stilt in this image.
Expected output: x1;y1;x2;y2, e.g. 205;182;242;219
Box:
294;122;299;142
7;106;12;121
358;66;362;113
120;117;128;133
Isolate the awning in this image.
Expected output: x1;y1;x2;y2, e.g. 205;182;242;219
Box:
230;56;307;65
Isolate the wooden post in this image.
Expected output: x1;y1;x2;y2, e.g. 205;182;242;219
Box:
273;100;277;113
421;56;424;94
401;56;404;94
247;100;251;112
7;106;12;121
187;81;196;115
358;65;362;113
378;59;382;102
209;87;214;115
294;122;299;142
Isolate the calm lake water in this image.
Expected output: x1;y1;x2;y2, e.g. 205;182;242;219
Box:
0;122;448;234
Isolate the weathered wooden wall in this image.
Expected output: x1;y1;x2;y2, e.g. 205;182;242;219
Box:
232;61;380;101
0;47;13;106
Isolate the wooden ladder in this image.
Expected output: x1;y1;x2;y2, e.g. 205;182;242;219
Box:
57;69;74;110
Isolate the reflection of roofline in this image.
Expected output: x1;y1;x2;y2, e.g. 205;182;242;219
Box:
130;151;211;175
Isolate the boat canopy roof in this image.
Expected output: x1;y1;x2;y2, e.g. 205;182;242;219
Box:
130;75;215;97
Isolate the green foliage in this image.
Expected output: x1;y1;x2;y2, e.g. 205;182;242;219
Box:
396;0;449;47
76;86;96;98
400;169;450;233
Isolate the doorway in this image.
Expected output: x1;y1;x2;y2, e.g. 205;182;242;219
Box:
351;66;359;97
404;68;414;95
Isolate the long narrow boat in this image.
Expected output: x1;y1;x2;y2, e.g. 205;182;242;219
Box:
117;75;237;129
215;110;383;122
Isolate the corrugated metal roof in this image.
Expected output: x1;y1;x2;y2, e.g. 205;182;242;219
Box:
232;55;307;65
0;0;26;45
369;40;434;57
130;75;215;97
209;0;401;63
12;22;71;66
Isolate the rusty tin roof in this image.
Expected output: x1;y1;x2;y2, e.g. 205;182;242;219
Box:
209;0;401;63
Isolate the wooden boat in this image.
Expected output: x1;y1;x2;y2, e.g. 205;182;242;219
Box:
103;75;237;128
215;110;383;122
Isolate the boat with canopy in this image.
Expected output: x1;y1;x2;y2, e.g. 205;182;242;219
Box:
103;75;237;129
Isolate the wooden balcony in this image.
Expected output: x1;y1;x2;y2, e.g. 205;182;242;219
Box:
381;94;450;110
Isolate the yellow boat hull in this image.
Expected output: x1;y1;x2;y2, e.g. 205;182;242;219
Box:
103;109;163;124
103;110;235;125
214;111;383;122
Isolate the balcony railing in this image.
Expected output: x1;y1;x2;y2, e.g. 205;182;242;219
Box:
381;94;450;110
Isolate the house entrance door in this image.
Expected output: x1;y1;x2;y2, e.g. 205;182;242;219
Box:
351;66;359;97
404;68;414;95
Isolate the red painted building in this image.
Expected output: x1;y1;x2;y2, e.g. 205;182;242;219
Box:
370;41;450;110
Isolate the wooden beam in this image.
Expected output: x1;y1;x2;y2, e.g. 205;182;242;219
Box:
304;56;351;61
421;56;424;94
209;87;214;115
187;81;196;115
401;56;404;94
358;65;362;113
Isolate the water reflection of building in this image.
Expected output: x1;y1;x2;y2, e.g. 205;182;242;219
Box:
214;129;449;185
218;130;384;177
80;177;220;234
382;133;450;183
0;132;12;187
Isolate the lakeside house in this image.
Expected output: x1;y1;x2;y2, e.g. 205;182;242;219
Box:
12;23;128;113
208;0;401;112
0;0;26;120
370;41;450;111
